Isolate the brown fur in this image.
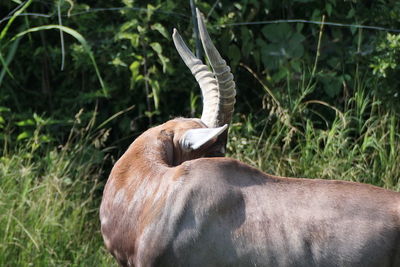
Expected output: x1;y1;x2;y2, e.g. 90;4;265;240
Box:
100;118;400;267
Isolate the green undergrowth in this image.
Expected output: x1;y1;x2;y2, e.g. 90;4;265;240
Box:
0;117;116;266
0;88;399;266
229;86;400;191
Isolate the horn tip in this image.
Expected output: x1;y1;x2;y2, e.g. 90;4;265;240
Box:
196;8;204;20
172;28;182;41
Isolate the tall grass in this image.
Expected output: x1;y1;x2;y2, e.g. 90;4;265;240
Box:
0;114;116;266
0;2;115;265
0;79;399;266
229;81;400;191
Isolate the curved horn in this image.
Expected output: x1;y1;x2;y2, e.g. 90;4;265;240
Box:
172;10;236;128
173;29;219;127
196;9;236;127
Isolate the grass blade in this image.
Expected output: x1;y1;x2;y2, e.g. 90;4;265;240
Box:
0;38;20;87
11;25;108;96
0;0;33;41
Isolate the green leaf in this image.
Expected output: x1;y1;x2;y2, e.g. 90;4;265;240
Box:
290;32;305;44
111;57;128;67
287;38;304;58
261;24;292;43
228;44;241;69
261;43;283;70
326;3;333;16
117;32;140;47
240;27;254;58
150;42;170;73
129;61;144;86
291;60;302;72
130;61;140;77
311;9;321;21
234;3;242;10
146;4;157;19
346;8;355;19
150;42;162;55
151;23;169;39
319;73;343;97
16;119;35;126
120;20;138;32
40;135;52;143
17;131;31;141
296;23;304;32
149;80;160;110
33;113;45;124
0;106;11;113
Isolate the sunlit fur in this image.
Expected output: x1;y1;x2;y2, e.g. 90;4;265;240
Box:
100;118;400;267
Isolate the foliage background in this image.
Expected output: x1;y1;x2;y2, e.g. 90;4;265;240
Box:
1;0;400;265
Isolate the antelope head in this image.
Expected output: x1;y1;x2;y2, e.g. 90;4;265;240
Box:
170;9;236;158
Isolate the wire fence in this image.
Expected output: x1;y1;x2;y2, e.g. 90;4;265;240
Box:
222;20;400;33
1;5;400;33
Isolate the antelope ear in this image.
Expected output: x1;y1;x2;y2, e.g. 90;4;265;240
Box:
180;124;228;151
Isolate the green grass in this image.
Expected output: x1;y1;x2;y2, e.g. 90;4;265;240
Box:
228;85;400;191
0;121;116;266
0;78;399;266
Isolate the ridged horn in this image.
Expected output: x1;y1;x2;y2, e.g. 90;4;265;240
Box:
172;29;219;127
172;9;236;128
196;9;236;127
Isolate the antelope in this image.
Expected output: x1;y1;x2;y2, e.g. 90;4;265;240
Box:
100;9;400;267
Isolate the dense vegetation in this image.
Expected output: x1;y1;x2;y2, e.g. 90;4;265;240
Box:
1;0;400;265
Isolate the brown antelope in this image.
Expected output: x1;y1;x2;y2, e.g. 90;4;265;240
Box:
100;9;400;267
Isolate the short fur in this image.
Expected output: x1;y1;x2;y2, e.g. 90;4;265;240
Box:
100;118;400;267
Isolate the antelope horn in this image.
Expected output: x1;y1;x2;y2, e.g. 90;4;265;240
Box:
196;9;236;127
172;10;236;128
